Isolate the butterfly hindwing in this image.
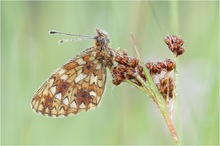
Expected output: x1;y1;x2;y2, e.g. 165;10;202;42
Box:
31;47;107;117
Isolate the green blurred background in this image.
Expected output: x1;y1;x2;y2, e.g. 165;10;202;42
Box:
1;1;219;145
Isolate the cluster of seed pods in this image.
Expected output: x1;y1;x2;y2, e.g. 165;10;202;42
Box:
145;59;175;75
164;35;185;56
111;35;185;102
145;59;175;100
112;51;145;86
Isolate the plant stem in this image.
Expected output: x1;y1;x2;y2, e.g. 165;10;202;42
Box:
130;32;141;60
136;68;180;145
171;54;177;115
159;103;180;145
130;33;180;144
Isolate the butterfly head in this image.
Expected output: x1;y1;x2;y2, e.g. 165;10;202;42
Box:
94;28;110;47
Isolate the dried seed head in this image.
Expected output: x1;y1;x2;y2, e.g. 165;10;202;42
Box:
115;54;139;68
111;51;146;87
137;65;143;73
115;55;123;63
129;58;139;68
157;62;166;69
177;47;185;56
118;65;126;72
165;35;185;57
126;68;136;76
158;77;174;100
152;64;162;74
146;62;153;69
165;59;175;72
146;58;175;76
112;78;121;85
112;69;126;86
146;62;163;75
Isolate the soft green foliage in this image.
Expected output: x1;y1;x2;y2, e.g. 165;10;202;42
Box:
1;1;219;145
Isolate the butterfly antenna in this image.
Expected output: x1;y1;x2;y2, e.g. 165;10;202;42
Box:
58;37;94;44
48;30;92;37
48;30;95;44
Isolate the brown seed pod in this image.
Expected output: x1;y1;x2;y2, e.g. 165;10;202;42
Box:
115;54;123;63
137;65;143;73
165;35;185;57
129;57;139;68
146;62;153;69
157;62;166;69
165;59;175;72
152;64;162;74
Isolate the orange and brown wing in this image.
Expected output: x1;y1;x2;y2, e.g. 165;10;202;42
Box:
31;47;107;117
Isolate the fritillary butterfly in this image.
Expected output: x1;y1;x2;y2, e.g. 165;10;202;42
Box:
31;28;115;117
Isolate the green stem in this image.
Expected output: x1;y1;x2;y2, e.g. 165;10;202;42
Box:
147;77;180;145
171;54;177;114
135;68;179;145
130;32;179;144
163;112;179;145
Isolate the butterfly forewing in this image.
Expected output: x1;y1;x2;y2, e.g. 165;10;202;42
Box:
31;47;107;117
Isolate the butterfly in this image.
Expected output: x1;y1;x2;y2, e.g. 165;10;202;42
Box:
31;28;116;117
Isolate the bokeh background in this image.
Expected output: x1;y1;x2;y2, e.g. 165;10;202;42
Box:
1;1;219;145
